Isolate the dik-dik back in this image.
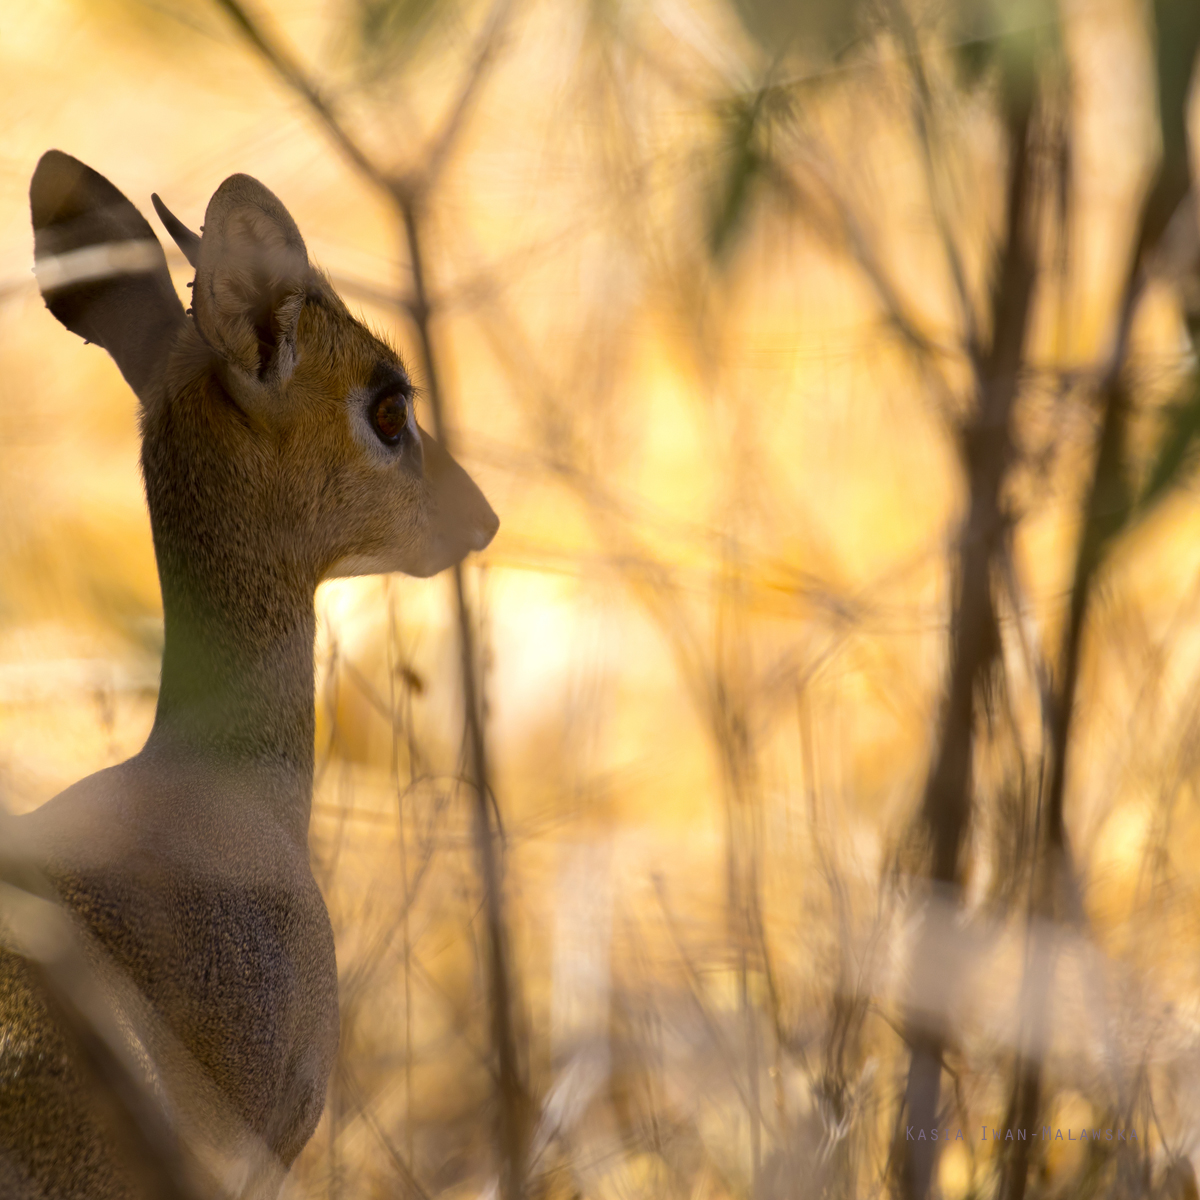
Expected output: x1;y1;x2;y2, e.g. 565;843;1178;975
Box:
0;152;497;1198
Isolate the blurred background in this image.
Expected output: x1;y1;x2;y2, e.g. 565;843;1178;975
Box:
4;0;1200;1197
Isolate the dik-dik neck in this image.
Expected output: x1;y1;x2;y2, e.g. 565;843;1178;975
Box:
150;560;316;771
142;386;319;832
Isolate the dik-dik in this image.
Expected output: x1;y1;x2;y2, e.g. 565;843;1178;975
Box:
0;151;498;1197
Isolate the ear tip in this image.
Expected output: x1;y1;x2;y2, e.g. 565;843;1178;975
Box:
34;149;84;174
30;150;91;227
208;174;303;225
202;173;309;263
30;150;145;243
208;173;281;212
35;148;79;172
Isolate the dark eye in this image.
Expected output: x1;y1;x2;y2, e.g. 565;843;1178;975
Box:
370;393;407;445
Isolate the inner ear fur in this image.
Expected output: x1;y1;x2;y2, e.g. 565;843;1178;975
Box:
192;175;310;385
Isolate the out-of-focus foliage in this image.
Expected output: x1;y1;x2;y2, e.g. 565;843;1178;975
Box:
351;0;462;80
947;0;1061;90
730;0;868;60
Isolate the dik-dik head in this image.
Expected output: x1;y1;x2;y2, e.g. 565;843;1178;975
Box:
30;150;498;588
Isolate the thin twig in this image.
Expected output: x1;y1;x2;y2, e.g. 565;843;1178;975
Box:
422;0;516;189
883;0;981;365
213;0;394;195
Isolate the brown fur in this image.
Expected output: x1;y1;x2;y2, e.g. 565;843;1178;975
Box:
0;153;498;1197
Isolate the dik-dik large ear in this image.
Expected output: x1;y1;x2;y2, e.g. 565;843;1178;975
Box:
191;174;310;393
30;151;185;404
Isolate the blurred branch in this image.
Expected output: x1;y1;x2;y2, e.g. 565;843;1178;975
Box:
339;1062;433;1200
402;206;529;1200
214;0;511;203
422;0;514;189
883;0;981;365
766;130;966;438
468;184;793;1193
768;155;949;371
213;0;394;194
1044;12;1200;884
1000;9;1200;1197
652;874;756;1116
901;49;1045;1200
472;304;716;706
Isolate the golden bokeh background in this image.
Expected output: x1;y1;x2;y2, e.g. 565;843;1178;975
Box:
4;0;1200;1197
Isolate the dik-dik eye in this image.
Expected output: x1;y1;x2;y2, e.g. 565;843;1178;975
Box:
370;393;407;446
